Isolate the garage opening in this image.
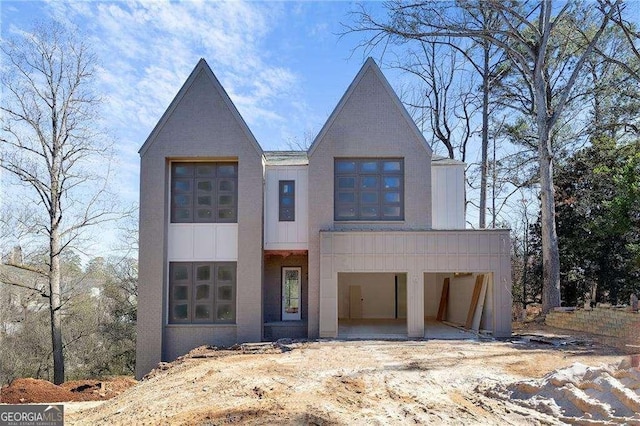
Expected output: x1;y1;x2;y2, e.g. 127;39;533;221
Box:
337;272;407;338
424;272;493;339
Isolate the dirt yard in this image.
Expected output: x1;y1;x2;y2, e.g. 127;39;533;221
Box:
57;324;639;425
0;377;137;404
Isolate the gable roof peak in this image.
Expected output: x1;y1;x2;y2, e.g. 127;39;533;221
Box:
195;57;209;68
307;57;431;156
139;58;263;157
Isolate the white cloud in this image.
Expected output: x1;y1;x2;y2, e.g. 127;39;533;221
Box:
47;1;301;127
37;0;305;207
3;0;356;257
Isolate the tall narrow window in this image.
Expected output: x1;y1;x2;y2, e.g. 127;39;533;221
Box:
282;267;301;321
171;162;237;223
334;158;404;221
169;262;236;324
279;180;295;222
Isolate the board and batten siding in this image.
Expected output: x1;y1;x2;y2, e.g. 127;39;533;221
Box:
264;165;308;250
318;230;512;339
431;162;465;229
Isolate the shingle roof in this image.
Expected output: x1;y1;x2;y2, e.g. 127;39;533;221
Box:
263;151;309;166
431;155;466;166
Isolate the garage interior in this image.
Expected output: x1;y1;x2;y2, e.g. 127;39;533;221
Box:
336;271;492;339
424;272;493;332
337;272;407;338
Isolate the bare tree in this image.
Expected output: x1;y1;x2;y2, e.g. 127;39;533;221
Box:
346;6;511;229
585;26;640;140
285;130;317;151
604;2;640;82
1;21;122;384
348;0;621;313
448;7;507;229
391;40;478;221
397;40;476;161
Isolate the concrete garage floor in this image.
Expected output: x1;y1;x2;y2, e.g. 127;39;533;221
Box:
424;319;478;339
338;319;407;339
337;319;477;340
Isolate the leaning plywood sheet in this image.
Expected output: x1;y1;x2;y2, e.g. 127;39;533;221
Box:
470;274;490;331
465;274;485;330
436;277;450;321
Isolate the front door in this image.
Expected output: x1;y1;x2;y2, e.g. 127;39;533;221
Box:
282;267;301;321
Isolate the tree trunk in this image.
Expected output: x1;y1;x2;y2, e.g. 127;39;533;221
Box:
479;41;490;229
50;223;64;384
537;119;561;313
533;6;562;313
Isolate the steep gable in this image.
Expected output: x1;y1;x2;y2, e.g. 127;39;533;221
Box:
139;58;262;157
308;57;431;157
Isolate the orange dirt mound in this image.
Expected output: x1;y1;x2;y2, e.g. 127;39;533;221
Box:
0;378;75;404
1;376;137;404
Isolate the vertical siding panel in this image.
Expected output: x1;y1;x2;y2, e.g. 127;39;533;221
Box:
265;169;277;247
385;255;395;271
405;234;416;253
263;165;308;250
416;234;426;254
431;164;465;229
317;230;511;339
375;234;385;254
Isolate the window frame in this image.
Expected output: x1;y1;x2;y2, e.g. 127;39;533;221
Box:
334;158;404;221
168;262;237;324
278;180;295;222
170;162;238;223
281;266;302;321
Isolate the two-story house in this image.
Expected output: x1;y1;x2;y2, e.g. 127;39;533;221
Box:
135;58;512;378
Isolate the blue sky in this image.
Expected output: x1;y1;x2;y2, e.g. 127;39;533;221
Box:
2;1;395;214
9;1;630;258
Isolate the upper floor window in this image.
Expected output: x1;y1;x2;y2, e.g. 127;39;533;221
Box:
334;158;404;221
171;162;237;223
279;180;295;222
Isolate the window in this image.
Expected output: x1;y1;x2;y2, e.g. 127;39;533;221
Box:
169;262;236;324
171;162;237;223
334;158;404;221
282;267;301;320
279;180;295;222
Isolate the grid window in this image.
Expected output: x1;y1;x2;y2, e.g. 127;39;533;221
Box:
171;162;237;223
279;180;295;222
169;262;236;324
335;158;404;221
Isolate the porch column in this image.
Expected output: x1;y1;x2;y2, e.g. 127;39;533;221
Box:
319;253;338;338
407;271;424;337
